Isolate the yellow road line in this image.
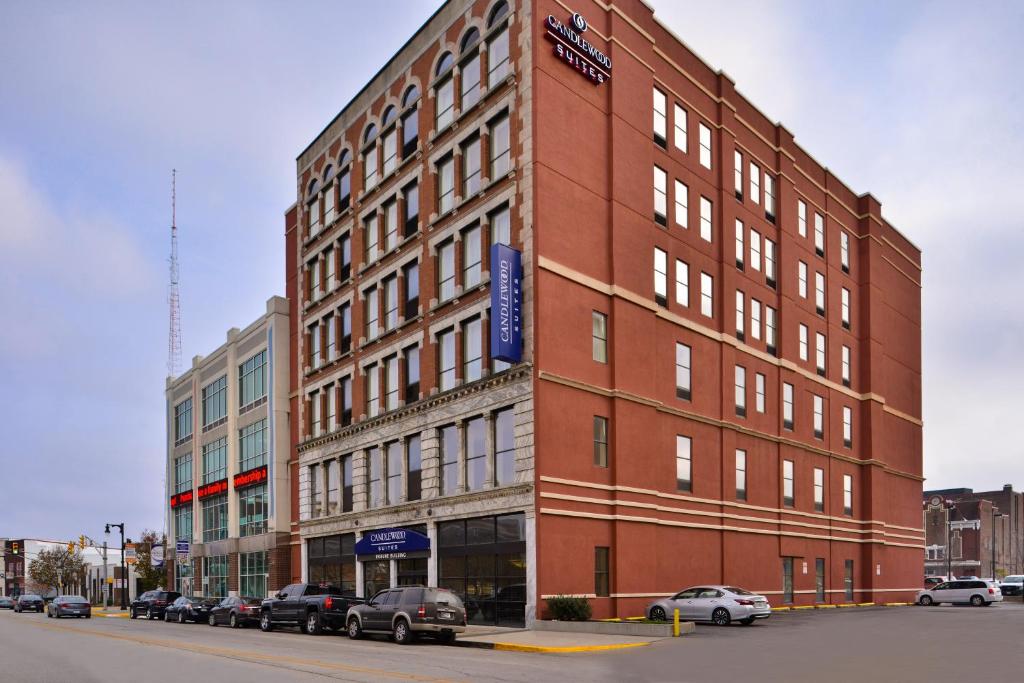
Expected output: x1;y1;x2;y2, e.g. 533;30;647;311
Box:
28;620;461;682
493;641;650;654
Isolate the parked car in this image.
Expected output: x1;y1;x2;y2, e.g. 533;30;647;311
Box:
47;595;91;619
0;597;14;609
924;576;948;588
130;590;182;620
956;576;980;581
260;583;363;635
208;596;262;628
999;575;1024;596
164;596;220;624
917;580;1003;606
646;585;771;626
346;586;467;645
14;595;45;613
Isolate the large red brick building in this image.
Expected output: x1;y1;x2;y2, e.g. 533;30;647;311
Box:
285;0;923;625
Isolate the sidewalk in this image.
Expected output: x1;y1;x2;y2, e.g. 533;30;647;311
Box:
92;606;130;618
456;625;664;653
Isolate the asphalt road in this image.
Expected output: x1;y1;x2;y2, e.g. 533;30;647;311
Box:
2;602;1023;683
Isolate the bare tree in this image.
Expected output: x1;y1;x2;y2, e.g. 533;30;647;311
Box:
29;547;87;595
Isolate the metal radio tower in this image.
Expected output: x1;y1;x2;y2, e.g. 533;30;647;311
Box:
168;169;182;377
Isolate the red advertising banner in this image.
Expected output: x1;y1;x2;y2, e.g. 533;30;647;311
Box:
233;465;268;490
170;490;193;509
196;478;228;499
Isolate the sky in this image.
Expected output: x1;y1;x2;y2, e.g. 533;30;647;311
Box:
1;0;1021;542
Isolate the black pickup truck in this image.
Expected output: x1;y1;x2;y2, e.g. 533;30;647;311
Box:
259;583;362;635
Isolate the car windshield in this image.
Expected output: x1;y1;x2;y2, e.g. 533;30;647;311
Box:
243;597;262;605
22;595;41;600
1005;576;1024;582
723;587;755;596
61;596;87;602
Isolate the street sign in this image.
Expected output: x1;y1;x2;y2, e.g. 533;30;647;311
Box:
125;544;137;565
175;540;190;562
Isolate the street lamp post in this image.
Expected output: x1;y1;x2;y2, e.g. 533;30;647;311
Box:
944;500;956;579
105;523;126;610
992;510;1004;581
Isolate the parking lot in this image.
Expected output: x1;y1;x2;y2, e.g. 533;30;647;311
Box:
2;601;1024;682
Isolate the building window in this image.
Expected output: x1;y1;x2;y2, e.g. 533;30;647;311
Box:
765;238;776;287
403;181;419;237
593;415;609;467
306;188;320;238
844;559;854;600
383;276;398;332
841;231;850;272
673;103;687;152
676;435;692;493
749;161;760;204
239;484;268;537
495;408;515;485
202;436;227;484
798;261;808;298
174;398;193;443
174;453;192;494
340;376;352;427
437;155;455;214
326;459;339;513
841;288;851;329
487;7;510;86
814;467;824;512
735;449;747;501
382;125;397;177
735;220;744;269
404;345;420;404
750;230;761;272
467;418;487;491
700;272;713;318
843;406;853;448
368;446;382;508
654;247;668;306
735;290;745;341
240;551;268;600
674;180;688;229
814;212;825;256
489;112;511;178
764;174;775;220
490;204;511;246
595;547;610;597
342;453;353;512
404;261;419;320
751;299;762;341
325;314;336;363
755;373;765;413
842;345;851;387
401;87;419;158
201;494;228;542
201;375;227;427
384;355;399;411
340;303;352;353
799;324;809;361
438;240;455;302
737;366;745;419
675;343;691;400
462;136;481;197
783;459;794;507
238;349;267;408
337;153;352;212
463;224;482;289
653;88;666;146
386;441;402;504
816;332;826;376
783;557;794;604
653;166;667;224
698;123;712;169
592;311;608;363
734;150;743;199
383;200;399;252
407;435;422;501
798;199;807;237
365;364;379;417
440;424;458;495
783;383;794;430
435;53;455;130
815;272;826;315
309;464;321;516
463;317;482;383
675;259;689;306
460;30;481;111
813;394;825;439
175;503;192;543
364;287;378;341
699;196;713;242
309;389;321;436
363;213;379;264
339;233;352;281
238;419;268;472
766;306;777;355
203;555;229;599
438;329;455;391
308;321;321;368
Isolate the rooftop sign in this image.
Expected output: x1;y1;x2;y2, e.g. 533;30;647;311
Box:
544;12;611;85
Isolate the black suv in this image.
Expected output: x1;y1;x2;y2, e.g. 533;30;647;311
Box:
130;590;181;620
14;595;44;613
346;587;467;645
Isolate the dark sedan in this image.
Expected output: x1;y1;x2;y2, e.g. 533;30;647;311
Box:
47;595;91;619
164;596;220;623
130;590;181;620
0;597;14;609
208;596;262;628
14;595;44;613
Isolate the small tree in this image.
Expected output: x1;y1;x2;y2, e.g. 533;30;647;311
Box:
133;529;167;592
29;547;87;595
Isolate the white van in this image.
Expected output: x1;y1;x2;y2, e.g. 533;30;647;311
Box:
916;580;1002;606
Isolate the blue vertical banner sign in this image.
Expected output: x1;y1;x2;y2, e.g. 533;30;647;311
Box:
490;244;522;363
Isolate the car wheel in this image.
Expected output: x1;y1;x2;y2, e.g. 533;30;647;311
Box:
164;610;171;622
148;607;155;620
178;611;185;624
306;611;322;636
130;608;137;619
740;617;755;625
919;595;933;606
208;613;216;627
438;631;456;645
393;618;414;645
970;595;985;607
260;612;273;632
230;613;238;629
347;616;363;640
650;606;667;621
712;607;731;626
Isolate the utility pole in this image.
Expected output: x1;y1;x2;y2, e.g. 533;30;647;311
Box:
106;523;126;610
992;510;1004;581
102;541;108;607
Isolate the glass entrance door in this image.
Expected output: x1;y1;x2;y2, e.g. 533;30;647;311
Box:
363;560;391;597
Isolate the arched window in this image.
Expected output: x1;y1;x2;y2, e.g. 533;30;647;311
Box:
487;2;511;87
460;30;481;110
337;151;352;212
435;52;455;130
306;179;321;236
402;85;420;108
460;28;480;54
362;123;379;190
381;108;398;175
322;165;336;224
307;179;320;199
382;106;397;126
401;87;419;157
363;123;378;144
339;150;352;167
322;165;334;182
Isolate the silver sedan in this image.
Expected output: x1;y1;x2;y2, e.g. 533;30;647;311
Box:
646;585;771;626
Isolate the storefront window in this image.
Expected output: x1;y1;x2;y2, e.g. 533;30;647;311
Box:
204;555;228;598
240;551;267;598
363;560;390;598
307;534;356;594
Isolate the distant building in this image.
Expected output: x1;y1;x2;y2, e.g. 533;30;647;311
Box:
923;485;1023;578
2;539;136;603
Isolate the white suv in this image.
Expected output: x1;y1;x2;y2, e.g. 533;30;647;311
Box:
1000;575;1023;596
916;579;1002;606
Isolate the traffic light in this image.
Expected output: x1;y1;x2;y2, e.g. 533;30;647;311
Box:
79;535;87;550
12;541;19;555
67;541;75;553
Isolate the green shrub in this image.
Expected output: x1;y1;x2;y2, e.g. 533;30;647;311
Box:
546;594;592;621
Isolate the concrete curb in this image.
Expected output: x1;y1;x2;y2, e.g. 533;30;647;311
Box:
453;639;652;653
